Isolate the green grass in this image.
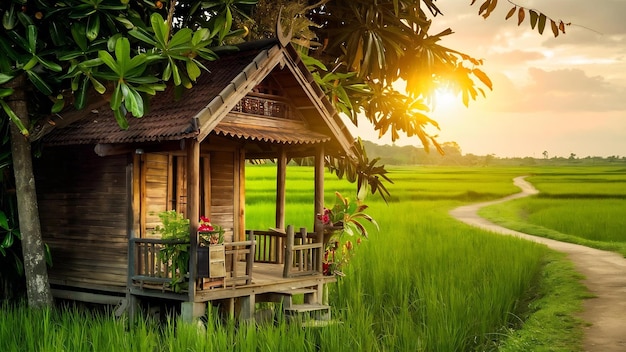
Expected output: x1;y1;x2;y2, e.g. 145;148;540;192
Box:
0;165;594;351
496;251;591;352
480;166;626;257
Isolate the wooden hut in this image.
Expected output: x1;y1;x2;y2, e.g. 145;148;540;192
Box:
34;38;356;321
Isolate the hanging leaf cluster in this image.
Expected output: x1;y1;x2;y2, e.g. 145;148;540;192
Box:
473;0;570;37
0;0;255;135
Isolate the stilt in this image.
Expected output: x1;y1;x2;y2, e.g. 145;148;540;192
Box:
181;302;207;323
239;294;256;322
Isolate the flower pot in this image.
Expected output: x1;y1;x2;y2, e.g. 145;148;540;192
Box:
197;247;210;278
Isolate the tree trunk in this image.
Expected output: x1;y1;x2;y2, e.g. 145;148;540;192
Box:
6;75;53;308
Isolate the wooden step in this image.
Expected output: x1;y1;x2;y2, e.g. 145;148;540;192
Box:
284;303;331;321
300;319;343;328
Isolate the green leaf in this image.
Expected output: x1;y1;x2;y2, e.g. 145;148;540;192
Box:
36;55;62;72
51;95;65;113
170;28;192;49
170;58;181;86
300;52;328;71
128;27;157;46
98;50;120;76
49;21;65;46
107;33;122;52
113;106;129;130
121;83;143;117
0;211;8;231
22;56;38;71
12;251;24;274
0;100;28;136
26;70;53;95
79;58;104;69
44;243;52;267
162;61;172;81
114;37;131;74
2;233;14;248
75;75;89;110
89;76;107;94
2;4;17;30
186;60;201;81
150;13;169;47
0;88;14;98
127;54;148;71
110;82;122;110
16;11;33;27
71;22;88;52
26;25;37;53
86;14;101;42
0;73;13;85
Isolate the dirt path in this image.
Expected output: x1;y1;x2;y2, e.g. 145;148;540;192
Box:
449;176;626;352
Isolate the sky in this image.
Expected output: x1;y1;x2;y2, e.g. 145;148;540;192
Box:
349;1;626;158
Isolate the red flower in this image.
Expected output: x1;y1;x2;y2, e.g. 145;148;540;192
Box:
199;216;215;232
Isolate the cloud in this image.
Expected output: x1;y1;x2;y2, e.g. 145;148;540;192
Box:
488;50;546;65
480;68;626;113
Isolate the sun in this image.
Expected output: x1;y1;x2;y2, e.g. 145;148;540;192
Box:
432;88;460;112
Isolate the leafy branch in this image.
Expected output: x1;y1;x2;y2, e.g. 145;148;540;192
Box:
471;0;571;37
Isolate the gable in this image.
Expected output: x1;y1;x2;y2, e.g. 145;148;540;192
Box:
43;39;355;158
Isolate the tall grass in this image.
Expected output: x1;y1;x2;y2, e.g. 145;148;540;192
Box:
329;200;547;350
1;165;586;351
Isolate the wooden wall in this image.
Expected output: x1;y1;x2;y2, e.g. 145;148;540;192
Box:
34;146;129;292
140;150;238;242
209;151;236;242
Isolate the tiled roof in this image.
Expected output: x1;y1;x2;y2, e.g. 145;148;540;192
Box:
44;41;279;146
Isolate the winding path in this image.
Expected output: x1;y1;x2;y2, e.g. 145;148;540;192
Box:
449;176;626;352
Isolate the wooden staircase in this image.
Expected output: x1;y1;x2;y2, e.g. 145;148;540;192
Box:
262;286;333;324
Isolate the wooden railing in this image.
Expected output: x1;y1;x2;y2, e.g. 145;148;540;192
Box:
224;240;255;287
130;238;190;291
282;225;323;278
131;237;256;292
130;226;322;293
248;229;285;264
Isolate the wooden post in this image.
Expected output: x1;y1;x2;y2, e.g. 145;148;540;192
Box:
181;302;206;323
283;225;294;278
314;145;325;234
239;294;256;322
126;159;137;322
186;138;200;303
238;148;246;241
275;148;287;230
246;235;255;285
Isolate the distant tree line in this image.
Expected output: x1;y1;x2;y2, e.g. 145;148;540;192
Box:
362;141;626;167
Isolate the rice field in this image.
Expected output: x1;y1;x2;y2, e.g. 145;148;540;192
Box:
1;165;592;351
480;166;626;256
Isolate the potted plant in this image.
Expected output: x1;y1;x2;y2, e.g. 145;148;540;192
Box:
196;216;226;284
152;210;190;293
198;216;224;246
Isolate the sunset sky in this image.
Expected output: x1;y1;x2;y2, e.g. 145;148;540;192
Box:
352;1;626;158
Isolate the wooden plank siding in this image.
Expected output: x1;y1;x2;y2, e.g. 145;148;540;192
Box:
209;151;236;243
34;146;129;291
139;149;237;243
142;153;169;237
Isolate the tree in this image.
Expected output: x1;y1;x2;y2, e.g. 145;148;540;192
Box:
0;0;254;307
249;0;566;195
0;0;567;306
